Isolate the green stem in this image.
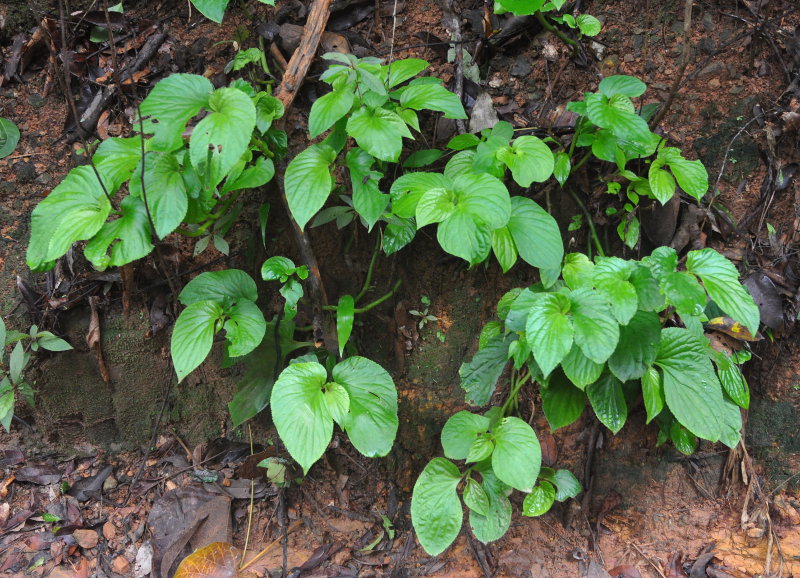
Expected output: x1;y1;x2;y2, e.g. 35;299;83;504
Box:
354;238;381;303
323;279;402;314
175;191;242;237
571;150;593;174
568;188;605;258
535;12;577;47
500;369;530;417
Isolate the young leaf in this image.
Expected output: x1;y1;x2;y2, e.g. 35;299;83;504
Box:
285;144;336;230
416;187;455;228
222;300;266;357
459;334;511;406
717;360;750;409
548;469;582;501
447;133;481;150
324;382;350;426
411;458;463;556
562;253;594;290
129;151;188;238
553;151;571;186
506;197;564;271
491;227;517;273
346;107;411;162
576;13;602;36
336;295;355;357
569;288;620;364
495;0;546;15
403;149;443;168
641;366;664;423
400;83;467;119
670;422;698;455
190;0;229;23
0;387;13;432
180;269;259;305
561;344;604;389
526;292;573;378
171;300;224;381
522;481;555;516
492;416;541;492
585;373;627;434
496;136;554;187
93;136;143;191
271;362;332;474
85;195;154;269
463;477;490;517
222;156;275;192
309;85;355;138
598;75;647;98
390;172;451;218
441;410;491;460
686;249;760;335
541;370;586;430
468;465;512;543
593;257;638;324
332;356;398;457
9;341;25;383
385;58;429;87
466;437;494;463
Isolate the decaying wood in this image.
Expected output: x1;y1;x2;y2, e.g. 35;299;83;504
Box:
87;296;111;384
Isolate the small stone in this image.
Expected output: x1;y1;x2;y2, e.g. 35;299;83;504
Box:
698;61;726;79
112;555;130;575
15;161;36;183
103;474;118;491
34;173;51;185
510;55;532;77
631;34;644;50
488;74;503;89
73;529;99;549
729;85;744;95
708;78;721;89
623;53;636;63
27;93;45;108
134;541;153;578
103;521;116;541
698;37;716;54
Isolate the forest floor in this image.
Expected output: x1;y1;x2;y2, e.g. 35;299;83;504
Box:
1;0;800;576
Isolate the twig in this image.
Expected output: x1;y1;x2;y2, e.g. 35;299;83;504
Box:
629;542;667;578
238;519;303;573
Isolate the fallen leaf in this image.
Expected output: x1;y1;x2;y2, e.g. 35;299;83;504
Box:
608;564;643;578
705;317;761;342
73;529;99;549
174;542;240;578
0;449;24;467
15;465;61;485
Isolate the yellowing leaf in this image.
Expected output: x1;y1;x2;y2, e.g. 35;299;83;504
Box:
174;542;242;578
705;316;761;342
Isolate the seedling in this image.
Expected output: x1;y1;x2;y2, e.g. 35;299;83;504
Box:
409;296;438;330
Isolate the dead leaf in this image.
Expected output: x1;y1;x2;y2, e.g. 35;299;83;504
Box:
539;432;558;466
86;296;110;383
73;529;99;549
665;553;688;577
705;317;761;342
608;564;643;578
0;449;24;467
68;464;113;502
174;542;241;578
15;464;61;485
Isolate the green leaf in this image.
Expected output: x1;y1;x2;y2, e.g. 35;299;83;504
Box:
271;362;332;474
222;156;275;192
466;437;494;463
285;144;336;230
0;389;13;432
522;481;556;516
496;136;554;187
641;366;664;423
324;382;350;427
629;263;665;312
491;226;517;273
416;187;456;227
390;172;450;218
541;370;586;430
190;0;229;22
463;477;490;516
562;253;594;290
648;166;677;205
663;271;708;318
0;318;7;351
526;292;573;378
0;117;20;158
561;344;604;389
441;411;491;459
382;216;416;254
569;289;620;364
460;334;511;406
608;311;661;381
553;151;571;186
130;151;188;238
584;92;651;148
254;93;284;133
9;341;26;383
346;107;411;162
309;85;355;138
94;136;142;191
670;422;698;455
585;373;627;433
346;148;387;230
592;257;638;324
492;416;541;492
385;58;429;87
336;295;355;357
452;173;511;229
447;133;481;150
576;14;602;36
403;149;443;168
84;196;154;268
468;465;512;543
27;166;112;271
437;211;492;265
659;147;708;200
140;74;213;151
171;300;224;381
547;469;582;501
190;87;256;190
717;358;750;409
686;249;760;335
223;300;266;357
228;332;278;427
495;0;545;15
598;75;647;98
411;458;463;556
656;328;730;442
180;269;258;305
400;83;467;119
506;197;564;271
332;356;398;457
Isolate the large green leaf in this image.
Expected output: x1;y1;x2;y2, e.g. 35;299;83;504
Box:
27;166;113;271
346;148;387;229
608;310;661;381
285;144;336;230
190;0;229;23
390;172;451;218
495;0;545;15
562;253;594;290
346;106;411;162
656;328;728;442
0;117;20;159
84;195;154;268
332;356;398;457
437;211;492;265
561;344;604;389
662;271;707;318
460;335;511;406
492;416;541;492
496;136;554;187
416;187;455;227
598;75;647;98
411;458;463;556
569;288;620;364
309;85;355;138
586;373;627;433
593;257;638;324
385;58;429;87
94;136;142;191
271;362;332;474
641;365;664;423
441;411;491;460
468;466;512;543
506;197;563;271
400;82;467;119
140;74;213;151
179;269;258;305
526;292;573;378
491;226;517;273
686;249;760;335
130;151;188;238
584;92;651;148
659;147;708;200
171;300;224;382
541;371;586;430
223;300;266;358
189;87;256;190
522;481;555;516
452;173;511;229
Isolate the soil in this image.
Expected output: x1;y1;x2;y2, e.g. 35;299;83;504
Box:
1;0;800;577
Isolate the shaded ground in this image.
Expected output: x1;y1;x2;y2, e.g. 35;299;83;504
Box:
1;0;800;576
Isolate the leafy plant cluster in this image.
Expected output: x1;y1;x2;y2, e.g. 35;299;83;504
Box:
0;318;72;432
494;0;602;42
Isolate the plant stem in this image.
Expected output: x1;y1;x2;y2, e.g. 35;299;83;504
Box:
535;11;577;47
323;279;402;314
568;188;605;258
354;237;381;303
500;368;530;417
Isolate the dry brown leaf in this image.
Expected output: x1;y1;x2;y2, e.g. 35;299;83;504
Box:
174;542;242;578
72;529;99;549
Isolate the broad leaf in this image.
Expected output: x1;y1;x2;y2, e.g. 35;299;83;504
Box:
492;416;541;492
598;75;647;98
541;370;586;430
385;58;429;87
686;249;760;335
411;458;463;556
172;300;224;381
506;197;563;271
441;411;490;460
223;300;266;357
491;226;518;273
285;144;336;230
346;106;411;162
309;85;355;138
140;74;213;151
463;477;490;516
0;117;20;158
437;211;492;265
468;466;512;543
460;334;511;406
569;288;620;364
390;172;450;218
190;0;229;23
400;82;467;118
608;310;661;381
593;257;638;324
522;481;555;516
130;151;188;238
333;356;398;457
496;136;554;186
585;373;627;433
562;253;594;290
85;195;154;268
526;292;573;378
180;269;258;305
271;362;332;473
561;344;604;389
94;136;142;190
641;365;664;423
324;382;350;426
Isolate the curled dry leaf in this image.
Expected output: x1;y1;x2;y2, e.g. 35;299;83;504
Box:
174;542;256;578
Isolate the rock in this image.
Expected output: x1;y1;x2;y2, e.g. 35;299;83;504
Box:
103;521;116;541
112;555;130;575
103;474;118;491
27;93;45;108
510;55;532;77
14;161;36;183
698;61;727;79
468;92;499;133
702;12;715;32
708;78;722;89
134;542;153;578
34;173;51;185
73;529;99;549
699;36;716;54
729;85;744;95
623;53;636;63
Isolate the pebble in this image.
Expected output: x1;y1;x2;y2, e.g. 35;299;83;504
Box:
103;521;116;541
623;53;636;63
35;173;51;185
708;78;722;89
27;94;45;108
702;12;715;32
15;161;36;183
73;529;99;549
699;37;716;54
729;85;744;95
112;555;130;575
510;55;532;77
103;474;118;491
698;61;726;79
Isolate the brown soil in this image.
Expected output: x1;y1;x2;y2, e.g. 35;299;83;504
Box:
1;0;800;576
